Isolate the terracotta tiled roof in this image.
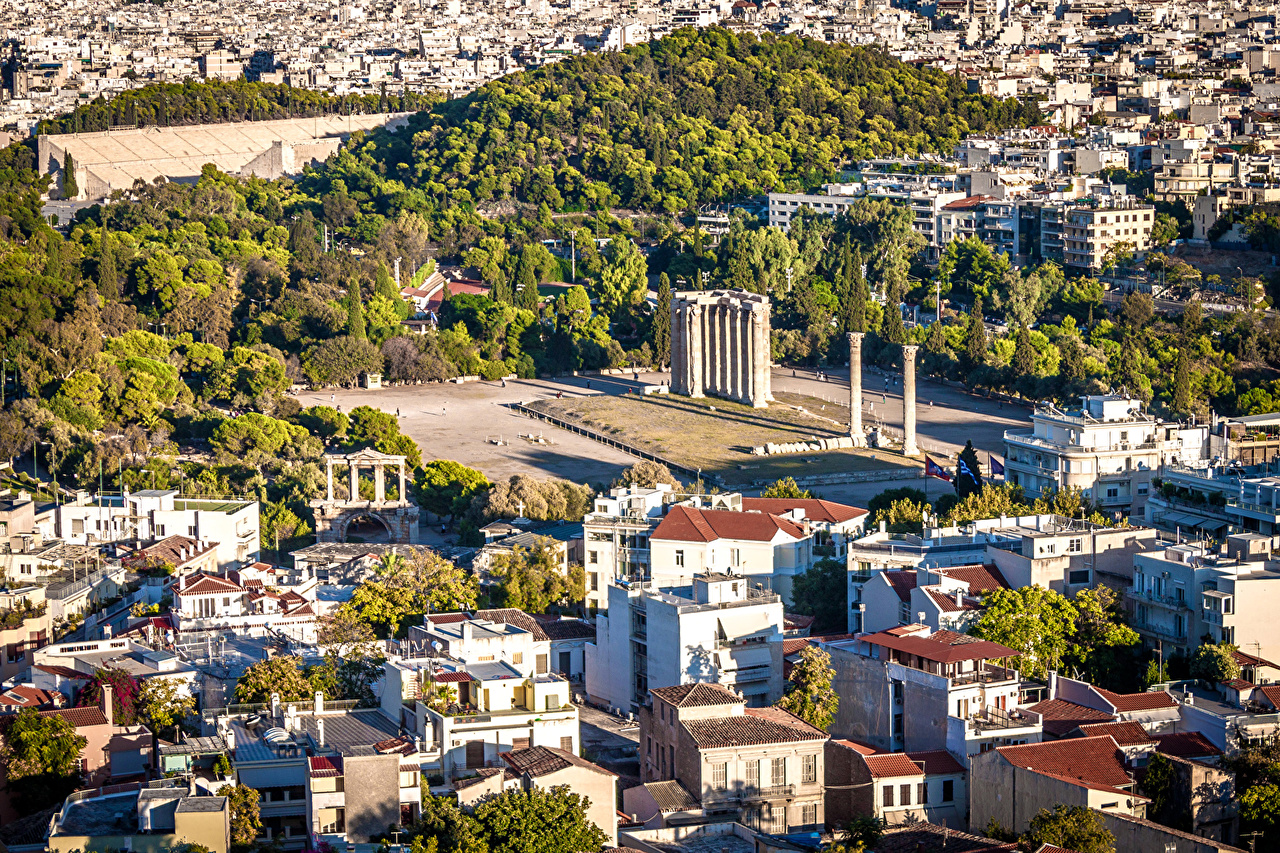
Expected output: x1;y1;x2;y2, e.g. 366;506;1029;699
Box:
652;505;807;544
1025;698;1116;737
831;738;883;756
430;670;473;683
642;780;700;812
1096;688;1179;712
739;498;867;524
427;613;473;625
1258;684;1280;710
1234;649;1280;670
860;629;1019;663
995;736;1133;789
882;571;918;603
684;714;827;749
906;750;966;775
374;736;415;755
475;608;550;642
926;589;980;613
939;564;1010;592
783;638;813;656
1072;721;1155;746
1153;731;1222;759
538;619;596;641
874;823;1018;852
453;767;504;790
40;706;108;728
501;745;616;778
179;573;244;595
745;706;826;736
33;664;91;680
130;535;217;567
784;613;816;632
0;686;62;708
864;753;926;778
309;755;343;776
650;683;741;708
1220;678;1254;691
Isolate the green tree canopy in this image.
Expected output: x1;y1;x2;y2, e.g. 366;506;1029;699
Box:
1020;804;1115;853
0;708;88;813
776;644;839;731
417;459;493;518
471;786;607;853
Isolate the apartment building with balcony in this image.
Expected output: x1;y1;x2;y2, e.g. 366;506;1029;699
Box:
859;564;1010;635
823;626;1038;760
1062;199;1156;269
632;682;827;835
1129;536;1280;665
1004;395;1207;517
586;573;785;712
582;484;673;613
0;584;50;683
57;489;260;569
381;619;579;782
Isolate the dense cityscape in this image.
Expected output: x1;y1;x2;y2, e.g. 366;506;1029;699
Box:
1;0;1280;851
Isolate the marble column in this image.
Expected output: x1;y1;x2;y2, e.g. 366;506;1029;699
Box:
750;309;768;409
689;304;704;398
848;332;866;447
734;307;747;403
902;345;920;457
349;462;360;501
718;304;730;398
671;300;685;392
326;459;334;501
398;463;407;504
374;463;386;503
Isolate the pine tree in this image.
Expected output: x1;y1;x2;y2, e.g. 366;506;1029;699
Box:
374;262;399;301
518;278;539;312
98;238;119;298
965;298;987;367
1172;347;1193;415
346;287;367;339
1060;335;1085;382
1013;324;1035;377
654;273;672;368
62;151;78;199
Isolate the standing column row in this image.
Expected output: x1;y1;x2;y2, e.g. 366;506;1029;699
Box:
902;344;919;457
848;332;866;447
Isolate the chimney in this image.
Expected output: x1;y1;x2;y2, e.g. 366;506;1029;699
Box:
271;692;281;721
879;519;887;534
317;718;325;747
100;682;114;727
1048;670;1058;698
955;589;964;607
314;691;324;715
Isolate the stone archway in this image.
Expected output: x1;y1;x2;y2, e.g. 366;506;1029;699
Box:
310;449;421;544
343;514;393;544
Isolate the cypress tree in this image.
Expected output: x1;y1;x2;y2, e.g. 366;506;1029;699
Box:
882;302;906;344
346;287;367;339
848;247;868;333
965;298;987;367
654;273;672;368
926;318;946;354
98;238;119;298
1172;348;1193;415
956;440;984;499
62;151;78;199
1013;324;1035;377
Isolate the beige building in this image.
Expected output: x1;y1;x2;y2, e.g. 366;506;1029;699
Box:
0;585;50;683
1062;200;1156;269
632;682;827;834
824;741;968;831
455;746;619;846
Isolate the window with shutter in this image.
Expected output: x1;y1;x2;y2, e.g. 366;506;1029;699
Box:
900;784;911;805
883;785;894;807
802;754;816;783
536;654;548;674
561;736;574;753
771;757;786;786
746;759;759;790
512;737;530;751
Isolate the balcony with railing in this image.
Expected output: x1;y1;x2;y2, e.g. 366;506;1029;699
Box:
950;664;1020;687
1131;619;1188;644
705;783;795;804
969;704;1037;732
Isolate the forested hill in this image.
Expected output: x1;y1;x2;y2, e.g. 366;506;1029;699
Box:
38;80;440;135
306;28;1042;220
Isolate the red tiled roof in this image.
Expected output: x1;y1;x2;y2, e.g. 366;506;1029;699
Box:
783;638;813;656
1220;678;1253;691
832;738;883;756
906;750;966;775
864;753;926;778
374;737;415;755
784;613;816;631
860;629;1019;663
1072;722;1155;747
1096;688;1179;713
745;706;827;736
309;755;343;776
0;686;61;708
430;670;473;683
475;609;550;642
1234;649;1280;670
538;619;596;641
427;613;473;625
501;745;616;778
652;505;807;544
40;706;108;728
939;564;1010;592
1258;684;1280;710
943;194;996;210
683;714;827;749
1153;731;1222;759
995;736;1133;789
1025;698;1115;737
882;571;918;604
179;573;244;595
926;589;980;613
34;664;92;680
651;683;741;708
740;498;867;525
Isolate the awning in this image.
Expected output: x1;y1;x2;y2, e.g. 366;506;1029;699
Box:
718;646;774;672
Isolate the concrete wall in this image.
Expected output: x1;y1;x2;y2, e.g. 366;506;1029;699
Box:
1096;809;1247;853
342;754;400;842
827;646;950;753
824;740;872;831
541;764;618;846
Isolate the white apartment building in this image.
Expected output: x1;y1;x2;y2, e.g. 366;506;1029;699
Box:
586;573;786;713
1004;395;1207;517
767;190;861;229
383;615;579;781
649;498;816;602
56;489;260;569
1129;535;1280;664
582;484;673;613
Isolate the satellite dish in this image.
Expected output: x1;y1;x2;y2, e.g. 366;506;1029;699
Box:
432;641;442;652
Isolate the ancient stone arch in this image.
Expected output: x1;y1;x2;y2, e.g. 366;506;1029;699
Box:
310;449;421;544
